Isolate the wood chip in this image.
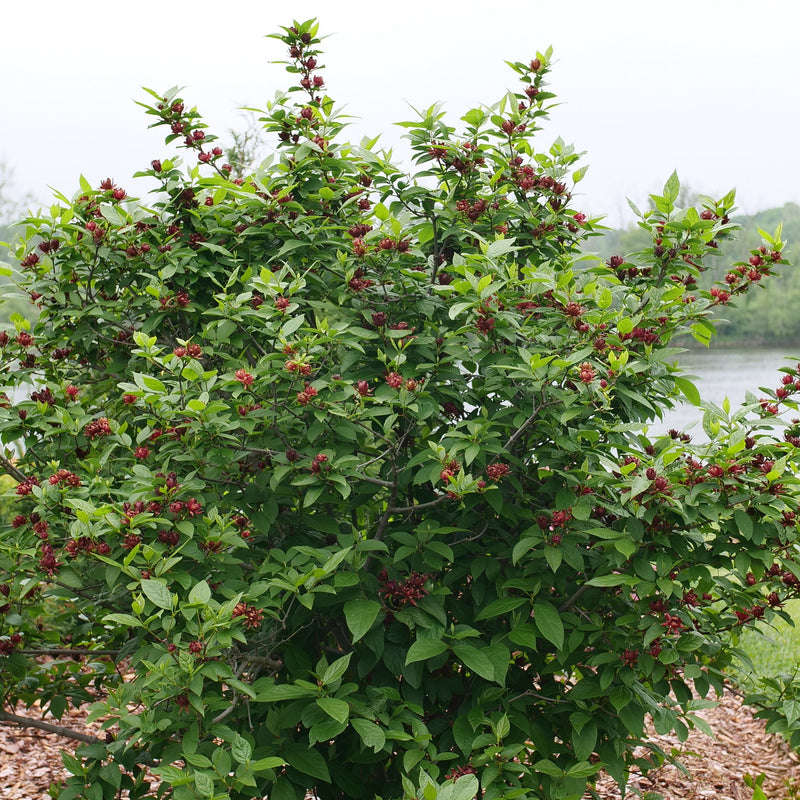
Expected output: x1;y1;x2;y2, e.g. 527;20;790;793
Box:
587;687;800;799
3;687;800;799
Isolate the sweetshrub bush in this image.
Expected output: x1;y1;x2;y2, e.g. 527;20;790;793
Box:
2;18;800;800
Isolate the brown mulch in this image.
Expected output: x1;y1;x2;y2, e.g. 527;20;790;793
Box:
2;689;800;800
0;702;109;800
588;688;800;799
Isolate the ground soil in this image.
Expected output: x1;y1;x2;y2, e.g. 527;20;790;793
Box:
2;689;800;800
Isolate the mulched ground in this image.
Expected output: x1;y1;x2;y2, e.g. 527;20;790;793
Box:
590;689;800;799
0;701;109;800
2;688;799;800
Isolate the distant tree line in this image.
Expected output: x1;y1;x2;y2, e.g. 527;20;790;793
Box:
0;164;34;325
589;201;800;347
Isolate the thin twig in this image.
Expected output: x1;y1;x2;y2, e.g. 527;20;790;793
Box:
363;470;399;574
355;447;395;471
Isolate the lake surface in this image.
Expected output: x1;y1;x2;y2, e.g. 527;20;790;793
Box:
653;346;800;438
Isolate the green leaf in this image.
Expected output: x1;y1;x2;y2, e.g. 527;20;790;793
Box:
226;678;257;699
783;698;800;726
304;484;324;508
284;744;331;782
585;573;632;587
449;775;480;800
281;314;305;337
102;204;126;227
690;320;716;346
462;107;486;126
102;613;142;628
485;643;510;687
474;596;527;621
663;170;680;202
184;754;212;769
566;761;599;779
614;538;638;559
344;600;381;642
250;757;287;772
512;537;538;565
136;374;166;393
544;546;562;573
403;749;424;773
734;509;753;538
351;718;386;752
61;751;83;776
231;734;253;764
254;681;316;702
321;546;353;574
486;237;517;259
193;770;214;798
316;697;350;724
321;653;352;685
452;643;495;682
98;762;121;789
449;301;473;320
572;720;597;761
141;579;173;610
674;376;701;407
533;602;564;649
532;759;564;778
617;317;633;335
188;580;211;605
405;637;448;664
508;625;538;651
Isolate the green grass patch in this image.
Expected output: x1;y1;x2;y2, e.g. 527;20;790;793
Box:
731;600;800;682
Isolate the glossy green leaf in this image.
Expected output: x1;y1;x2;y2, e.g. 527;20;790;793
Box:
317;697;350;724
405;637;448;664
141;579;173;611
532;602;564;650
452;643;496;682
344;600;381;642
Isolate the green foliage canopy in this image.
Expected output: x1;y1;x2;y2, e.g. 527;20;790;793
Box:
1;19;800;800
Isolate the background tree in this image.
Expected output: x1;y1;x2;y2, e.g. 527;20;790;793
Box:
0;162;35;325
2;19;800;800
591;200;800;345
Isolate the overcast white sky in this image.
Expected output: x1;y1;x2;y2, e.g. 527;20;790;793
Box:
2;0;798;227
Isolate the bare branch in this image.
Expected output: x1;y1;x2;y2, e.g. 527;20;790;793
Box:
357;474;395;488
211;696;239;725
18;648;120;657
389;494;449;514
503;397;559;452
0;452;28;484
236;653;282;671
558;583;589;613
0;709;103;745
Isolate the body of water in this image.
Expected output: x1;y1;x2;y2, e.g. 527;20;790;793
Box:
654;346;800;438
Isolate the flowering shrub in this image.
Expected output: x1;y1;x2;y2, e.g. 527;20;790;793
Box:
1;17;799;800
